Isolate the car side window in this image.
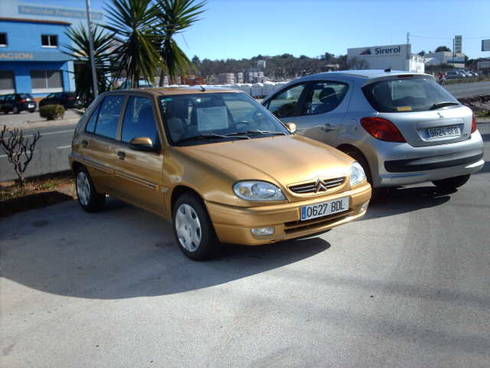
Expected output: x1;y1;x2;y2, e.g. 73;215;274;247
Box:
303;81;348;115
94;95;125;139
267;84;307;118
85;103;101;133
121;96;159;145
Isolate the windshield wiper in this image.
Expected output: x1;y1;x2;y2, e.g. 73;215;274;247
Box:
430;101;459;110
175;133;249;145
227;130;287;137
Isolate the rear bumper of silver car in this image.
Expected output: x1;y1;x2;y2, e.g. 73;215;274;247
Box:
377;159;484;186
370;131;485;187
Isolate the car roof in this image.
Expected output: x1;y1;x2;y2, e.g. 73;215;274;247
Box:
299;69;432;82
110;86;241;97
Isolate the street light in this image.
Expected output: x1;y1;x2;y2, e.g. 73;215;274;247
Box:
85;0;98;98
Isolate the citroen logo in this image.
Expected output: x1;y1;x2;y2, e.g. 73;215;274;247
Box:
315;178;328;193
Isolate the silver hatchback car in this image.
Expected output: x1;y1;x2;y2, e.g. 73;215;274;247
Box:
263;70;484;190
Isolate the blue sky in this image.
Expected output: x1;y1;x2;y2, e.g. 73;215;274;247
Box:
24;0;490;59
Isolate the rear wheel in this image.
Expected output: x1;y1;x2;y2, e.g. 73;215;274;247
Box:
75;167;106;212
433;175;470;191
173;193;219;261
12;106;19;114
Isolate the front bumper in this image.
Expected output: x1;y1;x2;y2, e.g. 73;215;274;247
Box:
206;183;371;245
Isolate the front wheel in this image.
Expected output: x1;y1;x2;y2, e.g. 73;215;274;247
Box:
75;168;106;212
173;193;219;260
433;174;470;191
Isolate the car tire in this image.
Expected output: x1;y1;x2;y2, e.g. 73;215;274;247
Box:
75;167;106;212
173;193;219;261
29;109;35;113
433;175;470;191
13;106;19;114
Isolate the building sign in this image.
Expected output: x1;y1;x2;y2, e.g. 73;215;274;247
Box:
348;44;410;58
482;39;490;52
454;35;462;54
0;52;33;60
18;5;103;21
0;51;70;61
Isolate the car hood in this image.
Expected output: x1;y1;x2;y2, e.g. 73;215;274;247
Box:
177;135;353;187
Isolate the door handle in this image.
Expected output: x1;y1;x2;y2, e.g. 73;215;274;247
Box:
117;151;126;160
81;139;88;147
321;123;337;132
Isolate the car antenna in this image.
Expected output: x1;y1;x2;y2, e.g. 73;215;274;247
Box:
200;85;206;92
384;68;391;72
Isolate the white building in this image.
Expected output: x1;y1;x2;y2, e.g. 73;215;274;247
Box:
347;44;425;73
424;51;466;68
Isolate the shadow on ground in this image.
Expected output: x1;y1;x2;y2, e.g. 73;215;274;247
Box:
0;200;330;299
362;186;452;220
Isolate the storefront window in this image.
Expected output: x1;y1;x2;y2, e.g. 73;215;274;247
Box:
31;70;63;93
0;71;15;94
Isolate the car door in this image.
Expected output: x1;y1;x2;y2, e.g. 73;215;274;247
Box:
81;94;126;195
265;80;350;145
111;94;165;214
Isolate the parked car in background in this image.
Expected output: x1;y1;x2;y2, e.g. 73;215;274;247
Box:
39;92;81;109
0;93;36;114
446;70;463;80
70;88;371;260
263;70;484;191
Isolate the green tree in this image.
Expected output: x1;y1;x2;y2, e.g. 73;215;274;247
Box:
104;0;161;88
154;0;206;86
63;24;114;105
435;46;451;52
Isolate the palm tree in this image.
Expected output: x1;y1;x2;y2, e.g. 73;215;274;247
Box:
154;0;206;86
104;0;161;88
64;25;114;105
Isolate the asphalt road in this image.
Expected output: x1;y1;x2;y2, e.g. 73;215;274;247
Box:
445;81;490;98
0;124;76;181
1;125;489;367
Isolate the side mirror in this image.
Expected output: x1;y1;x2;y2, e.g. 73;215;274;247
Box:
129;137;156;152
285;122;297;134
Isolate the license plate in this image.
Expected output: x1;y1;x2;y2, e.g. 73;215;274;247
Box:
426;125;460;139
28;104;35;108
300;197;349;221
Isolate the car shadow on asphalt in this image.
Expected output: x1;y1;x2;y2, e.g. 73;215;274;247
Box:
0;199;331;299
362;186;453;220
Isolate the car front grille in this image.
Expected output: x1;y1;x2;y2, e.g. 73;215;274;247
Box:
289;177;345;194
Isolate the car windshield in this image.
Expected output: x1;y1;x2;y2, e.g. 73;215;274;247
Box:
362;76;460;112
159;92;289;146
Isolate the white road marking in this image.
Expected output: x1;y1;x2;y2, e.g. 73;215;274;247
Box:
56;145;72;150
24;129;74;138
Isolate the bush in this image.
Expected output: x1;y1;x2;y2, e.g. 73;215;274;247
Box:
40;104;65;120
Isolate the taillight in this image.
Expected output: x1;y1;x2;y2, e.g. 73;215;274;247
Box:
67;97;75;100
471;114;478;133
360;117;406;142
20;99;26;103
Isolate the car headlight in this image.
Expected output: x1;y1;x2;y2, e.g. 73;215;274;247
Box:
350;162;366;186
233;181;286;201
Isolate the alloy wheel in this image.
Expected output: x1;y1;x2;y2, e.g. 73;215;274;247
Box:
175;203;202;252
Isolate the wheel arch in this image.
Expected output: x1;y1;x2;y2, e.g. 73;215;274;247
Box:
337;143;373;183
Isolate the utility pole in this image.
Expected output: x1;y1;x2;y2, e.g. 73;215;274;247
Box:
85;0;98;98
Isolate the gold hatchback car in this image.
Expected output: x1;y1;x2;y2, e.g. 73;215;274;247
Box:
70;88;371;260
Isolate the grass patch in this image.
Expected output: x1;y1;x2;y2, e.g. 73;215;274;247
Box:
1;171;75;216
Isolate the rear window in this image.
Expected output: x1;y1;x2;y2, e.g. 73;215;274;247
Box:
18;94;32;99
362;76;459;112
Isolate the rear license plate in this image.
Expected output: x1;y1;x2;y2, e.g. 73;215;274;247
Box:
300;197;349;221
426;125;460;139
28;103;35;108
